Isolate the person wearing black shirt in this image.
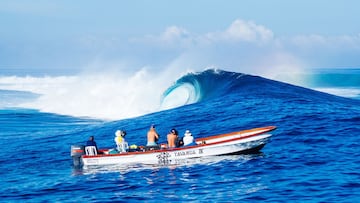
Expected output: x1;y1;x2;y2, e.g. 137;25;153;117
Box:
86;136;99;153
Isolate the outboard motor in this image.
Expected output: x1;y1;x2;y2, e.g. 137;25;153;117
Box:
71;145;85;167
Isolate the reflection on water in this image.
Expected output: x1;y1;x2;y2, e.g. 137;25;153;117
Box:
72;153;264;176
67;153;269;201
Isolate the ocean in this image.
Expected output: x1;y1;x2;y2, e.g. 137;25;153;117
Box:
0;69;359;202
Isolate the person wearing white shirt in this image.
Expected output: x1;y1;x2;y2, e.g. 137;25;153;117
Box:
183;130;195;146
114;130;129;153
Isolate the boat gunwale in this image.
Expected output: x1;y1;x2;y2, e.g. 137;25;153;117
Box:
195;126;276;142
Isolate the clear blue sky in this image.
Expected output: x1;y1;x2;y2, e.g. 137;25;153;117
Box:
1;0;360;75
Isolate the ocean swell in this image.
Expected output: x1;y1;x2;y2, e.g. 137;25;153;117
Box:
161;69;360;110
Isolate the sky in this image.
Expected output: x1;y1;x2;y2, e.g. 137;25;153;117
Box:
0;0;360;76
0;0;360;119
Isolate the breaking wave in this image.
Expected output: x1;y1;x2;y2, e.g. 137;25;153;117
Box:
1;68;359;120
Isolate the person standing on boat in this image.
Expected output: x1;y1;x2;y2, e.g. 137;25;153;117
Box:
114;130;129;153
167;128;178;148
183;130;195;146
146;124;159;146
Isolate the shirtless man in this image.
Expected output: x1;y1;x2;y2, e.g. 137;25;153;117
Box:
167;129;178;148
147;125;159;146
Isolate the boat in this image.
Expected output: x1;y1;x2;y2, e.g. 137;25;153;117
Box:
70;126;276;167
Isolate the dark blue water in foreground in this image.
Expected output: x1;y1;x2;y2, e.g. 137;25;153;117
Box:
1;69;360;202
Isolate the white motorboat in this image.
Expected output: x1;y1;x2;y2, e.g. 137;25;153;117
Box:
70;126;276;167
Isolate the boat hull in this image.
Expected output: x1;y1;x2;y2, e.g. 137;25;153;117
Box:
80;128;274;166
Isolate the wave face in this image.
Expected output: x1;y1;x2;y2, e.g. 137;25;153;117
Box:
161;69;359;109
1;69;360;202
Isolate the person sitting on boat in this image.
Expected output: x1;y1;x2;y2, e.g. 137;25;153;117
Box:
114;130;129;153
183;130;195;146
146;124;159;146
85;136;99;155
167;128;179;148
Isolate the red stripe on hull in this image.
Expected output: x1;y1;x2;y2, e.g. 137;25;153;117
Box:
195;126;276;142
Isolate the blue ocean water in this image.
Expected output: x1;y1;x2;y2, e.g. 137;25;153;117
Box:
1;69;360;202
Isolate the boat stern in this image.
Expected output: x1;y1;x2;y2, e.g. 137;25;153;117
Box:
71;145;85;167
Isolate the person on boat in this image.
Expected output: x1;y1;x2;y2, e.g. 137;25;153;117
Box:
183;130;195;146
114;130;129;153
167;128;179;148
85;136;99;155
86;135;98;147
146;124;159;146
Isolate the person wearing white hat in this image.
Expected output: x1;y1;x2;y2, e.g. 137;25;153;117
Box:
114;130;129;153
183;130;194;146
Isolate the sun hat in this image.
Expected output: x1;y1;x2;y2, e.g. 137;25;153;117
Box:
184;130;192;136
115;130;122;137
115;130;126;137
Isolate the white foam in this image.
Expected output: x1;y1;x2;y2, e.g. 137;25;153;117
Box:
0;68;189;120
314;87;360;98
